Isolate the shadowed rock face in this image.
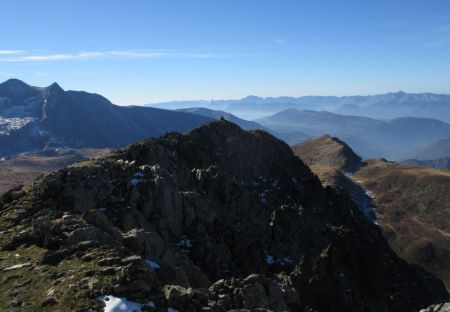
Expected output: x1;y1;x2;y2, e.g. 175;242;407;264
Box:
0;120;448;311
0;79;212;157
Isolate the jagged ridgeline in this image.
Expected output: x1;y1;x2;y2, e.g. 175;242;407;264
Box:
0;120;448;311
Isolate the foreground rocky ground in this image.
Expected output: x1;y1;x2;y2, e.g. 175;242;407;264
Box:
0;121;448;311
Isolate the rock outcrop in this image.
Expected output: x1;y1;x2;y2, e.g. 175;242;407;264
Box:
0;120;448;311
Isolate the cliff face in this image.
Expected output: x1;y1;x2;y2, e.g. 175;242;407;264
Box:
0;120;448;311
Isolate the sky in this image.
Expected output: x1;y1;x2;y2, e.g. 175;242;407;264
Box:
1;0;450;104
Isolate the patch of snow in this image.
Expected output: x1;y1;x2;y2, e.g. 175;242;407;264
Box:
365;190;375;199
265;254;276;265
131;172;147;186
3;262;31;271
131;178;146;186
264;250;294;266
168;308;179;312
98;295;155;312
260;191;268;203
179;238;192;248
295;203;304;214
0;116;36;135
145;259;160;269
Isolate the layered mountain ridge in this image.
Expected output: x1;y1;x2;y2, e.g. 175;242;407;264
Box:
257;108;450;160
0;120;448;311
147;91;450;122
0;79;212;156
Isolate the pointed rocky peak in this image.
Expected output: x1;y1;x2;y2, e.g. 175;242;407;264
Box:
40;82;66;107
43;82;64;95
292;134;363;172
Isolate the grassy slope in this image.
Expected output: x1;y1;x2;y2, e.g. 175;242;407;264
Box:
0;149;110;195
354;161;450;290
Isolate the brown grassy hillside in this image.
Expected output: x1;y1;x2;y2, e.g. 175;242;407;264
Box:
354;160;450;290
293;137;450;291
292;135;362;172
0;149;110;195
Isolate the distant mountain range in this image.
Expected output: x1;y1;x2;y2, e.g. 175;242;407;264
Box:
3;79;449;163
403;138;450;161
146;91;450;123
174;107;313;143
256;108;450;160
0;79;212;156
175;107;266;131
402;157;450;169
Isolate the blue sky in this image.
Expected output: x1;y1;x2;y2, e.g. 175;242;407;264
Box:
1;0;450;104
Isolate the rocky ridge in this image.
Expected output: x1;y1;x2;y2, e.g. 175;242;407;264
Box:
293;136;450;292
0;120;448;311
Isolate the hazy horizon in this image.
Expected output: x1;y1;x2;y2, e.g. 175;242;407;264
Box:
1;0;450;104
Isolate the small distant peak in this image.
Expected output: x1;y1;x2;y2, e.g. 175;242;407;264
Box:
387;90;406;96
241;95;263;102
282;108;301;113
46;82;64;92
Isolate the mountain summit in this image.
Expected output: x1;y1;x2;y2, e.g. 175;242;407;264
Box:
0;79;212;156
292;134;363;172
0;120;447;311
